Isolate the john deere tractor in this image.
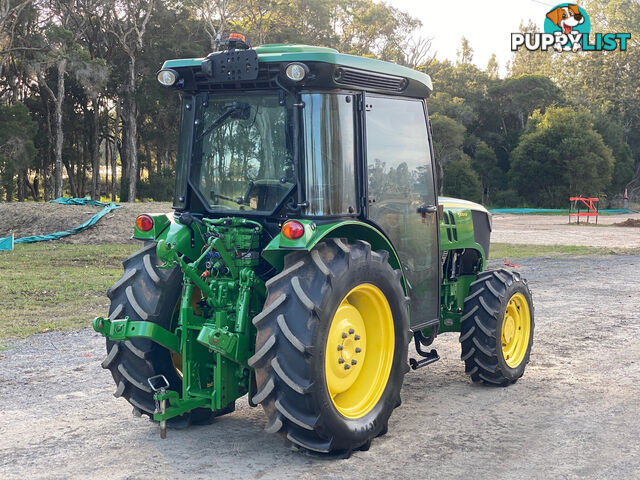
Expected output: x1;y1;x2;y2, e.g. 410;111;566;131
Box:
93;35;534;454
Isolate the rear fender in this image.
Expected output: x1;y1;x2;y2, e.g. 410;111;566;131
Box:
132;213;205;262
262;219;407;292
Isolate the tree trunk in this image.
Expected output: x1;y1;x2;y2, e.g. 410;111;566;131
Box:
42;95;53;201
105;137;110;198
79;131;88;197
62;158;78;198
90;97;101;200
110;140;117;202
126;55;138;202
54;58;67;198
117;99;128;197
144;143;152;175
162;147;169;172
17;169;25;201
31;172;39;201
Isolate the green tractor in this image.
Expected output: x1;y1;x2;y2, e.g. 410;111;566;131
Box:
93;35;534;454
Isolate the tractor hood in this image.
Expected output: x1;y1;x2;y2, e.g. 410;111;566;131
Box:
438;196;490;215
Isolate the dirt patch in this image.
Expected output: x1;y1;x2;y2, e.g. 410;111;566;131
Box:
1;255;639;479
0;202;173;244
613;218;640;228
491;212;640;248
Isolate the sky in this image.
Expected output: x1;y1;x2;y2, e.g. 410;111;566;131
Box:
386;0;555;75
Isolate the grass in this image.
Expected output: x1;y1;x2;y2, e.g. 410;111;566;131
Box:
0;243;138;342
491;242;640;259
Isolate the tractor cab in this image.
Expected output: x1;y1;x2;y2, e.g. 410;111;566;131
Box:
157;35;440;329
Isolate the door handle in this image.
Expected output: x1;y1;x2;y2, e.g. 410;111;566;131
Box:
417;204;437;214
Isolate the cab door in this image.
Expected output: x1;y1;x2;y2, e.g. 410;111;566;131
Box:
364;95;440;329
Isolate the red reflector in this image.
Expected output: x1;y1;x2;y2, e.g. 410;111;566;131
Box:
136;215;154;232
282;221;304;240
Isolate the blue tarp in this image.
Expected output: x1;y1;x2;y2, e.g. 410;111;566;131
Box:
0;234;13;251
0;197;121;251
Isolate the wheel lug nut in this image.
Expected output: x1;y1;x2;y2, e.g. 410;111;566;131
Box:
338;358;344;364
342;332;348;339
337;345;343;351
348;328;355;334
355;347;361;353
344;364;350;370
354;335;360;340
351;359;357;365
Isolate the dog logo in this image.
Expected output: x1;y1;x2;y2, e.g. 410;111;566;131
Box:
512;3;630;53
544;3;589;52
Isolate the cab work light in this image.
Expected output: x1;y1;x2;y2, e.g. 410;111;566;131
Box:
285;62;309;82
157;69;179;87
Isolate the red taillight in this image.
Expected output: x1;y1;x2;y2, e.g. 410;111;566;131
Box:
136;214;154;232
282;220;305;240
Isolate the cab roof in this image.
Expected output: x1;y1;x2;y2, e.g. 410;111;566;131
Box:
162;44;433;94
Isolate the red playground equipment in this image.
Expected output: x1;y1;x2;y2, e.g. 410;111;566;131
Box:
569;196;599;224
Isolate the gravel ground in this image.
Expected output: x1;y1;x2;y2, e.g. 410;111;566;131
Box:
1;255;639;479
491;212;640;248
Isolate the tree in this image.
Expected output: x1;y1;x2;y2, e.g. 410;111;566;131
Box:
428;92;477;129
430;113;466;194
105;0;155;202
471;142;501;204
486;53;499;79
565;0;640;201
35;20;78;198
509;20;553;77
456;36;473;65
71;0;111;199
443;154;482;202
510;107;614;207
0;102;37;200
594;112;635;196
188;0;241;51
489;75;564;135
0;0;32;82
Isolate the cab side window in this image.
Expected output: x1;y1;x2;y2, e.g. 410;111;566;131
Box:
302;93;357;216
366;96;436;233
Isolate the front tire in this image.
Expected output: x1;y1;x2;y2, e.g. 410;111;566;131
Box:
250;239;410;454
460;268;534;386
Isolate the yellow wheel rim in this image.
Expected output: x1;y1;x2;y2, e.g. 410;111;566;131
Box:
324;284;395;419
501;293;531;368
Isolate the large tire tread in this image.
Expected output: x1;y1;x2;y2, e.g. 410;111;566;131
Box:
252;238;409;454
460;268;534;386
102;244;233;426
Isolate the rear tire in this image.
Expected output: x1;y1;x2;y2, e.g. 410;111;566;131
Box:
102;244;234;426
250;239;410;454
460;268;534;386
